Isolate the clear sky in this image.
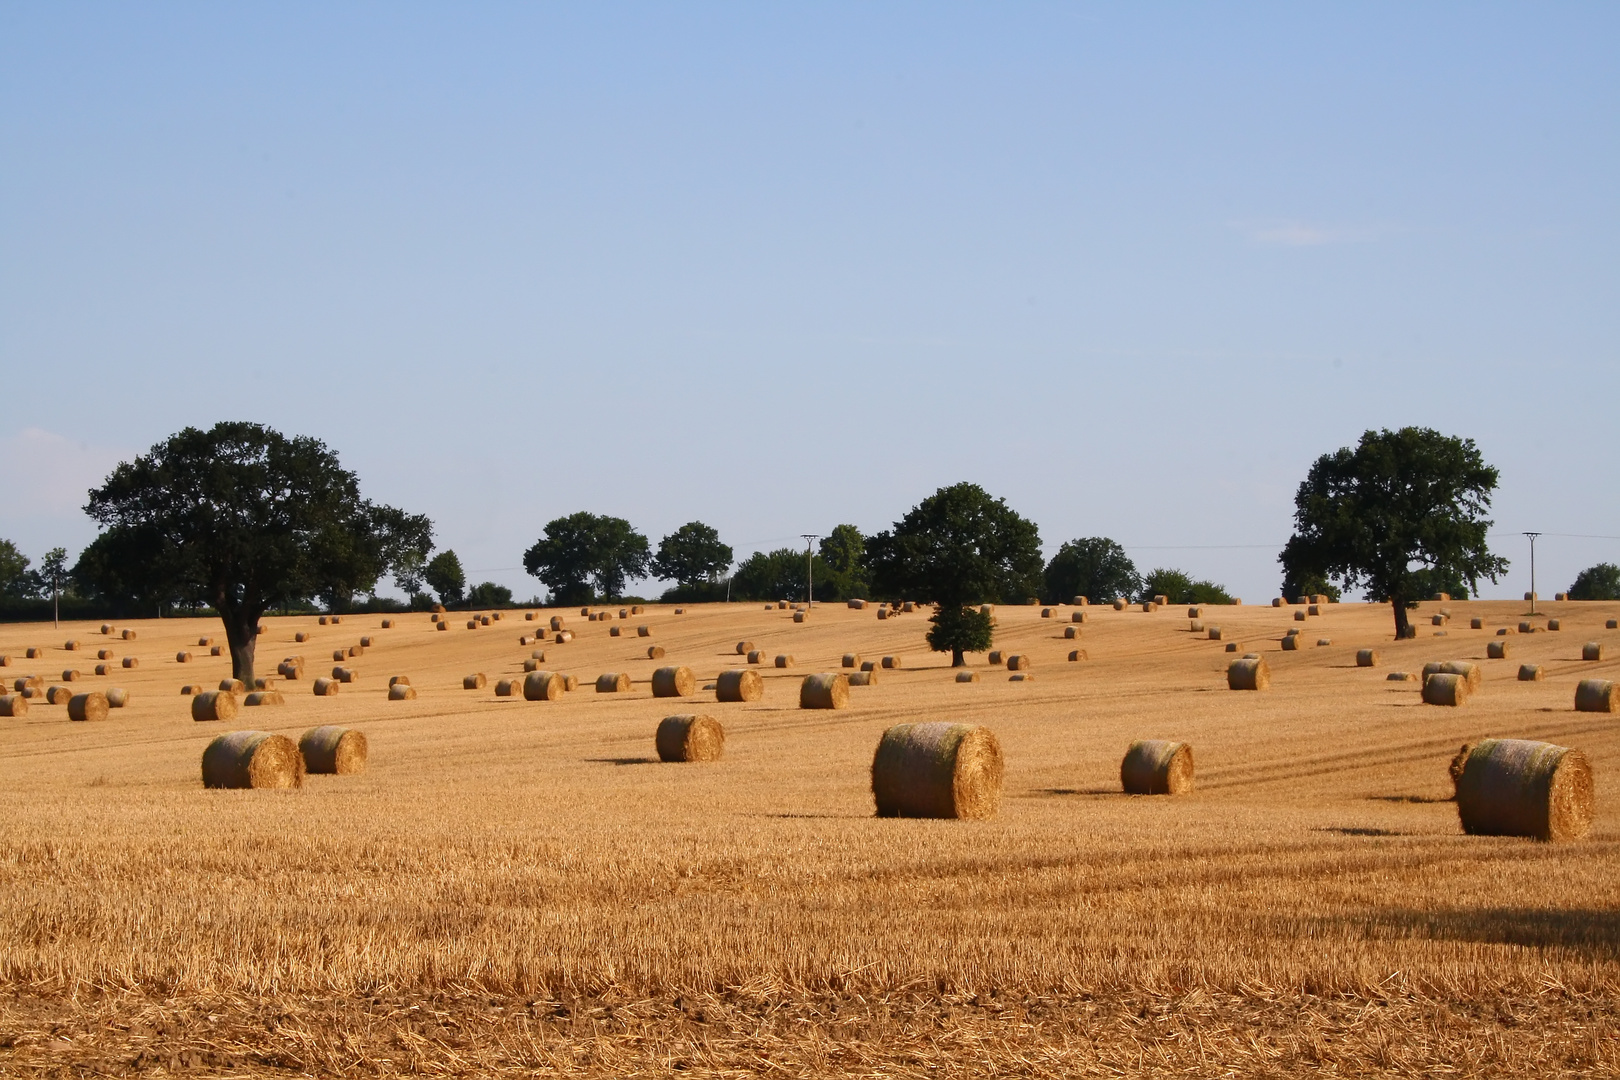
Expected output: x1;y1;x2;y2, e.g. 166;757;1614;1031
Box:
2;3;1616;602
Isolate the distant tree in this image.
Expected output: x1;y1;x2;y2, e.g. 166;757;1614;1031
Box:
1278;569;1343;603
0;540;30;598
1279;427;1507;639
1569;563;1620;602
1043;537;1139;604
393;549;429;599
424;550;466;605
651;522;733;587
523;512;651;605
730;548;839;602
40;547;68;625
866;483;1043;666
1407;568;1470;602
467;581;513;608
79;422;433;684
818;523;870;598
1139;567;1234;606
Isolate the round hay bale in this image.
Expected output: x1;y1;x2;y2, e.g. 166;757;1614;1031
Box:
1429;660;1482;690
192;690;238;722
176;651;192;663
1608;619;1619;630
881;655;902;669
1356;649;1379;667
196;637;212;648
120;656;142;671
1387;671;1417;682
562;674;578;691
651;666;696;697
523;671;564;700
359;636;372;648
1208;627;1224;640
1294;611;1307;622
1120;739;1193;795
1281;635;1300;651
1583;642;1604;661
387;675;410;687
716;669;763;702
100;624;113;635
333;667;358;684
877;608;889;620
1040;608;1053;618
1316;638;1332;647
97;649;114;660
903;601;917;613
609;626;622;637
1497;627;1512;636
14;675;41;693
1187;607;1202;619
799;673;850;710
674;608;685;615
64;640;80;651
1112;599;1126;611
1455;738;1592;841
94;663;113;676
871;722;1002;819
531;649;547;661
1071;611;1086;623
381;619;393;629
295;631;309;643
1224;641;1243;652
209;646;222;657
253;677;276;690
1141;602;1156;613
1574;679;1618;713
1470;618;1484;630
792;611;808;624
525;612;536;621
312;677;339;697
331;649;348;662
1072;596;1087;606
1518;621;1533;634
1487;640;1511;660
523;658;542;672
848;599;867;609
1227;657;1269;691
276;661;302;679
1548;619;1561;631
1068;649;1087;661
842;653;862;669
1523;593;1536;603
494;678;520;697
779;601;790;610
987;650;1003;665
219;678;247;694
632;605;644;615
319;616;330;625
388;683;417;701
1422;672;1470;706
656;714;725;762
1518;664;1544;681
44;685;72;704
122;629;137;640
555;630;573;643
551;616;566;631
1153;594;1169;606
638;625;652;637
860;661;878;672
467;620;479;630
244;690;284;706
61;668;80;682
1006;654;1031;671
1009;673;1034;682
0;694;26;717
105;687;128;707
1065;625;1081;638
202;730;304;789
774;654;795;668
747;650;768;665
462;673;487;690
67;692;108;721
1308;605;1321;617
1556;592;1568;602
955;671;979;683
736;641;755;655
596;672;630;693
848;670;877;686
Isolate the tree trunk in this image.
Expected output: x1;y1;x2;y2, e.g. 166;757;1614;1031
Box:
221;606;260;685
1392;596;1411;640
952;647;965;667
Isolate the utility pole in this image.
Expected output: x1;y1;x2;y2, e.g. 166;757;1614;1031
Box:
1524;532;1541;614
801;534;820;606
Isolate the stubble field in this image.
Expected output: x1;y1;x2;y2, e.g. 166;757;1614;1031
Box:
1;597;1617;1076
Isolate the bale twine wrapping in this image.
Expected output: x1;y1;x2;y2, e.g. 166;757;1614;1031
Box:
656;714;725;762
388;683;417;701
1120;740;1193;795
651;666;695;697
871;722;1003;820
1519;664;1544;681
647;645;666;659
1422;672;1470;706
1007;654;1031;671
1455;738;1592;841
1574;679;1618;713
800;673;850;710
495;678;520;697
882;655;902;669
1583;642;1604;661
849;671;877;686
312;677;339;696
955;671;979;683
1487;640;1511;659
596;672;630;693
0;694;27;717
1227;657;1270;691
1356;649;1379;667
202;730;304;790
774;654;795;668
67;692;108;722
191;690;238;722
244;691;284;706
716;669;763;702
842;653;862;669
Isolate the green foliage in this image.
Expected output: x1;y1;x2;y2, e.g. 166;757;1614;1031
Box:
392;549;428;598
1139;567;1234;605
1043;537;1139;604
1279;427;1507;638
1569;563;1620;601
1278;569;1343;603
1406;569;1470;602
0;540;36;599
39;548;68;598
651;522;733;586
926;604;992;666
730;548;840;603
78;422;433;680
818;524;871;598
466;581;513;608
657;579;729;604
522;512;651;605
424;550;466;605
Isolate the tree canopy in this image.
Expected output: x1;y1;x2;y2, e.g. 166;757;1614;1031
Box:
522;512;650;604
0;540;35;599
1139;567;1234;606
730;548;840;603
77;422;433;682
866;483;1042;665
424;550;466;605
1278;427;1507;638
818;524;870;599
1569;562;1620;601
1043;537;1139;604
651;522;732;587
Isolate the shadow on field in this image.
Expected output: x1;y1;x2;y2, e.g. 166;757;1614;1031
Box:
1366;794;1453;804
583;756;657;766
1315;826;1409;837
1339;907;1620;958
1030;787;1116;798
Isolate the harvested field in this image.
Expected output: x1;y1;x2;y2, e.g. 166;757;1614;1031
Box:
0;598;1618;1076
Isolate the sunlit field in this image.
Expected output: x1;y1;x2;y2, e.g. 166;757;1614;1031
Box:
2;597;1617;1075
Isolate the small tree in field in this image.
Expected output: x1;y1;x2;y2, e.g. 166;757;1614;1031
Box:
865;483;1043;666
651;522;733;588
1279;427;1507;639
79;422;433;685
1569;563;1620;601
424;550;466;605
523;512;650;605
1043;537;1139;604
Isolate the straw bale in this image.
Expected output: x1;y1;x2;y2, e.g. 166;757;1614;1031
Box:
1113;599;1126;611
462;673;487;690
332;667;357;684
523;658;543;672
1208;627;1224;640
1224;642;1242;652
774;654;795;668
381;619;393;628
1121;739;1193;795
67;692;108;722
1497;628;1510;635
551;616;566;631
655;714;725;762
1356;649;1379;667
201;730;303;789
1549;619;1561;631
799;673;850;709
882;655;902;669
1068;650;1088;661
1009;673;1034;682
1294;611;1307;622
1574;679;1618;713
495;678;520;697
987;650;1003;665
1153;594;1168;606
1309;605;1321;616
191;690;238;722
1041;608;1053;618
1006;654;1031;671
1316;638;1332;647
100;624;113;635
0;656;8;667
1556;592;1568;601
609;625;622;637
716;669;763;702
1187;607;1202;619
1518;621;1533;633
1423;660;1482;691
1071;611;1086;623
14;675;42;693
747;650;767;665
331;649;348;662
0;695;26;717
638;625;651;637
1487;640;1511;659
121;657;141;670
651;666;696;697
848;671;877;686
903;602;916;613
481;616;491;625
45;685;73;704
61;668;81;681
955;671;979;683
555;630;573;642
313;677;340;696
561;674;578;690
1065;625;1082;638
388;683;417;701
1387;671;1417;682
1073;596;1088;606
122;629;137;640
1609;619;1619;630
871;722;1003;819
467;620;479;630
531;649;547;661
319;616;329;625
1227;657;1270;691
674;608;684;614
1455;738;1592;841
861;661;878;672
596;672;630;693
1583;642;1604;661
1524;592;1536;602
848;599;867;609
523;671;565;700
1142;602;1157;613
1422;672;1470;706
244;691;284;706
176;651;192;663
1518;664;1543;681
779;601;790;610
359;636;372;648
842;653;862;669
736;641;755;655
877;608;888;619
1272;597;1285;607
1281;635;1300;651
94;663;112;675
219;678;246;694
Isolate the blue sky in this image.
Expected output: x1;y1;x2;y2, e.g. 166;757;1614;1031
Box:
2;3;1616;601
